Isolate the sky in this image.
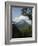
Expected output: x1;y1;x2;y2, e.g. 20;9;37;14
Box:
11;7;32;25
12;7;32;19
12;7;22;18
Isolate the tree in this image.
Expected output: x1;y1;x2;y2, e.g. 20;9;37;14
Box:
21;8;32;20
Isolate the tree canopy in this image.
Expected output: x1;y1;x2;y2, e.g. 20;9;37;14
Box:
21;8;32;20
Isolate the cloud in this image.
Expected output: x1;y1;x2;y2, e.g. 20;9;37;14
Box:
12;15;32;25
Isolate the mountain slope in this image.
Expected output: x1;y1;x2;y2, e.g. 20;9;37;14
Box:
12;15;32;31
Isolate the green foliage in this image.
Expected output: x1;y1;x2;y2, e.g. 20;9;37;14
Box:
19;25;32;37
21;8;32;20
13;25;32;38
20;25;32;32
